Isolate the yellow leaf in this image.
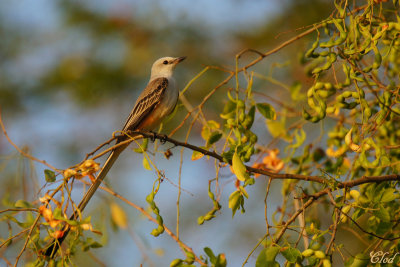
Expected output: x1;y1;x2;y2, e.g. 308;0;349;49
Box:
110;202;128;229
232;150;249;181
266;120;291;142
81;223;93;231
191;150;204;161
142;156;152;170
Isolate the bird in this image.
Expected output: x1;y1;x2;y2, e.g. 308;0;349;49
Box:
44;56;186;257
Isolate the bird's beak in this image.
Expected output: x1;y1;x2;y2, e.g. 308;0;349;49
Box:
174;56;186;64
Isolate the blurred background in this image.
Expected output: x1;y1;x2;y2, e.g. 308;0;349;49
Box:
0;0;335;266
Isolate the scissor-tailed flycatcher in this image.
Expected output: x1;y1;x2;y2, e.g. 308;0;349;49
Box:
44;56;186;257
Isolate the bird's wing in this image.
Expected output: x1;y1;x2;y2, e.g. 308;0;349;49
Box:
121;77;169;132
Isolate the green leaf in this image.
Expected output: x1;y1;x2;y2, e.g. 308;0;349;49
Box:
143;156;152;170
256;246;280;267
256;103;276;120
380;188;397;202
221;101;236;117
346;253;369;267
90;241;103;249
239;186;249;199
44;169;56;182
232;150;249;181
243;105;256;129
207;132;222;147
201;120;220;141
204;247;217;263
228;191;242;217
82;237;102;251
169;259;183;267
14;199;32;208
134;138;148;153
281;247;302;263
374;205;390;222
351;208;364;222
290;81;305;101
289;128;306;149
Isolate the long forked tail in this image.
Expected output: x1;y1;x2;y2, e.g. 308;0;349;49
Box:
44;142;129;257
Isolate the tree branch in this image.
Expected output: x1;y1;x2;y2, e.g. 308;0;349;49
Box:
135;131;400;188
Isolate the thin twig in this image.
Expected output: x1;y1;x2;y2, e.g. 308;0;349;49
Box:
0;208;38;214
0;229;30;249
136;131;400;188
84;136;117;161
81;181;206;265
274;188;330;244
325;191;340;255
0;109;58;172
14;215;41;267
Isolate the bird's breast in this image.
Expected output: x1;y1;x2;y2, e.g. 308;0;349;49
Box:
138;78;179;131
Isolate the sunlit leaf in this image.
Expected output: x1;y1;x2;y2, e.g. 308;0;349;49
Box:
228;191;241;217
256;246;280;267
232;150;249;181
266;120;291;141
191;150;204;161
142;156;152;170
14;200;32;208
380;188;397;203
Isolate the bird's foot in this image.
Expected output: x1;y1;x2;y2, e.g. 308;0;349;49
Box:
159;134;168;144
149;131;157;142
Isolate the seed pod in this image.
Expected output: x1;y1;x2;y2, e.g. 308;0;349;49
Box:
351;92;359;99
242;105;255;129
314;250;326;259
237;100;245;110
302;249;314;257
342;205;351;214
307;88;314;98
322;259;332;267
239;112;245;122
326;106;336;114
383;91;392;104
342;91;352;98
227;118;235;127
350;190;360;200
305;36;320;58
315;82;324;89
324;83;333;90
249;133;258;144
204;213;214;221
372;49;382;69
312;67;322;74
364;108;372;118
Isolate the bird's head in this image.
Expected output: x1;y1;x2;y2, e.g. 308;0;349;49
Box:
150;56;186;80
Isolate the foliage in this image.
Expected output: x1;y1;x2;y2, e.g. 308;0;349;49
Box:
1;0;400;266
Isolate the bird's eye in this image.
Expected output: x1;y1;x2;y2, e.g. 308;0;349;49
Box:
163;60;168;65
